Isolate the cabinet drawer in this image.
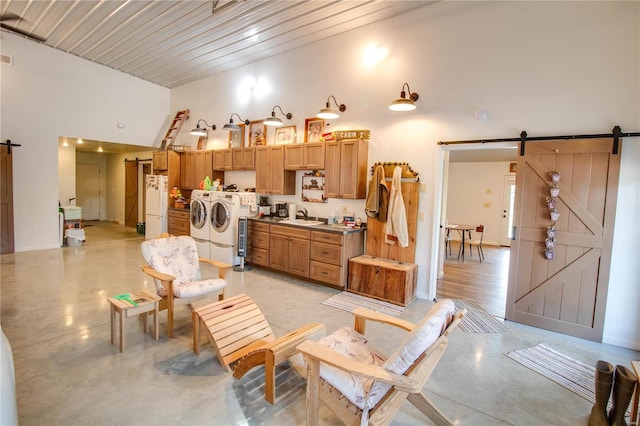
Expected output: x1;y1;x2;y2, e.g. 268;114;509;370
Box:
310;230;343;245
310;261;341;287
250;231;269;250
169;209;190;220
270;224;310;240
310;242;342;266
249;221;270;233
168;218;189;234
249;248;269;267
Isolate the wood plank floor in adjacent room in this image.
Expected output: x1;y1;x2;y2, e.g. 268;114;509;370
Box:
436;241;510;318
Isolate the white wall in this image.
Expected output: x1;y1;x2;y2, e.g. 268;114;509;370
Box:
446;162;515;246
171;1;639;348
0;33;169;251
1;1;638;348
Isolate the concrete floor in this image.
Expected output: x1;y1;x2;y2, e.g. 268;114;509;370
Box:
1;222;638;425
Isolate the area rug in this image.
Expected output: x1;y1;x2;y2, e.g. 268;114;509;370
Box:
322;292;404;317
505;343;631;415
450;298;510;333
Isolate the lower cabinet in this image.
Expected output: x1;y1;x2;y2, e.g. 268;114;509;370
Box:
246;219;364;289
247;221;269;266
269;225;310;277
347;255;417;306
168;209;190;236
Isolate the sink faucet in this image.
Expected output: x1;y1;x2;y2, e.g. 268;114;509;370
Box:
298;208;308;219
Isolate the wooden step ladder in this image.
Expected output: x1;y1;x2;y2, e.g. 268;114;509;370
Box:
162;109;190;149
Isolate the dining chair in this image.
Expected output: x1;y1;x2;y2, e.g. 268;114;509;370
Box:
468;225;485;262
444;228;453;258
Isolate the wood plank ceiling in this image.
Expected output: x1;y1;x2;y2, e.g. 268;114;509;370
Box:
0;0;435;88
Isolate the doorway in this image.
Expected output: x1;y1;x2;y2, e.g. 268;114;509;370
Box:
436;144;518;318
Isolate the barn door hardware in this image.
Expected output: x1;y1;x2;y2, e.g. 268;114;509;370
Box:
1;139;21;154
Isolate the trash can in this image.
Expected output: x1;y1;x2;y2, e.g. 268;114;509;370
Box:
65;228;85;247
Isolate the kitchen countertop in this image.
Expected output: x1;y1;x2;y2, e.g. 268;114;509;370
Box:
248;216;366;234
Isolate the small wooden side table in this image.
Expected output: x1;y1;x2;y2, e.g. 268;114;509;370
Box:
631;361;639;426
108;289;160;352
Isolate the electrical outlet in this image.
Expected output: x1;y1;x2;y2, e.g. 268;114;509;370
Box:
418;212;425;221
483;202;491;208
420;183;427;192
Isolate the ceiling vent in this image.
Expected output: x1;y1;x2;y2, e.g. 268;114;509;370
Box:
1;54;12;65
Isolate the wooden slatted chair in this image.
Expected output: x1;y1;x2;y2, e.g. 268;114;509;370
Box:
192;293;325;404
297;300;466;426
141;235;232;337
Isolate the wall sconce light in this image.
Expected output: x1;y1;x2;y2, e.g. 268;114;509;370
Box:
316;95;347;119
388;83;419;111
223;113;250;131
263;105;292;127
190;119;216;136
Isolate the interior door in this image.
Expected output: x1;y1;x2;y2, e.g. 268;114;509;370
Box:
124;160;138;228
76;163;101;220
500;175;516;246
505;138;620;341
0;145;14;254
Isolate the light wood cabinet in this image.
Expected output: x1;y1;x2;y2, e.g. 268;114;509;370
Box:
232;147;255;171
324;139;368;199
255;146;295;195
284;142;325;170
168;209;190;236
247;221;269;266
269;224;310;277
181;150;219;189
180;151;196;189
348;255;417;306
309;230;365;288
213;149;232;171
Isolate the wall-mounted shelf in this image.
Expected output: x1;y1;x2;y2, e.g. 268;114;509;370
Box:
301;172;327;203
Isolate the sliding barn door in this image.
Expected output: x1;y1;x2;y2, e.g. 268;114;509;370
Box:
0;145;14;254
505;138;620;341
124;160;138;228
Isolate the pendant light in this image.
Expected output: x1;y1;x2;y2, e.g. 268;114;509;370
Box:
317;95;347;119
264;105;292;127
190;119;216;136
388;83;419;111
223;113;250;131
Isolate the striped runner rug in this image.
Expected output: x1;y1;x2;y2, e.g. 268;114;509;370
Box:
450;299;510;333
322;292;404;317
506;343;631;415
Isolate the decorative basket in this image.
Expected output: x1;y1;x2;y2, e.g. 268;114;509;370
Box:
174;201;186;209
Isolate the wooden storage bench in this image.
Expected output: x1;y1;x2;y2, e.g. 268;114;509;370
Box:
347;255;417;306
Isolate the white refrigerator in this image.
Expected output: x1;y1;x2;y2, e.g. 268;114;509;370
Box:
145;175;168;240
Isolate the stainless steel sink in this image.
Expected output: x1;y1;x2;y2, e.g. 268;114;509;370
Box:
280;219;324;226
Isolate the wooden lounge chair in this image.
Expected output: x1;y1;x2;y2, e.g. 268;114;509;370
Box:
141;235;232;337
297;299;466;425
192;293;325;404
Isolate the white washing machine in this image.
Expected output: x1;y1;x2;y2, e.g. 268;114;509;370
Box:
190;190;213;258
209;192;256;266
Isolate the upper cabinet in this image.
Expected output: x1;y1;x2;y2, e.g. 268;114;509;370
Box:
232;147;255;171
180;150;221;189
284;142;325;170
213;149;233;171
255;146;296;195
324;139;368;199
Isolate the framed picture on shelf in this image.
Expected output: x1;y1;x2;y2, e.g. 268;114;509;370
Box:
305;118;324;143
228;123;246;148
274;125;296;145
249;120;267;146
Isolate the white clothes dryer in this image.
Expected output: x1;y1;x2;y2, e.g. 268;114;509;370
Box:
209;192;256;266
190;190;212;258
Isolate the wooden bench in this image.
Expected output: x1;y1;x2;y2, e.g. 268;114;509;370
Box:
192;293;325;404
